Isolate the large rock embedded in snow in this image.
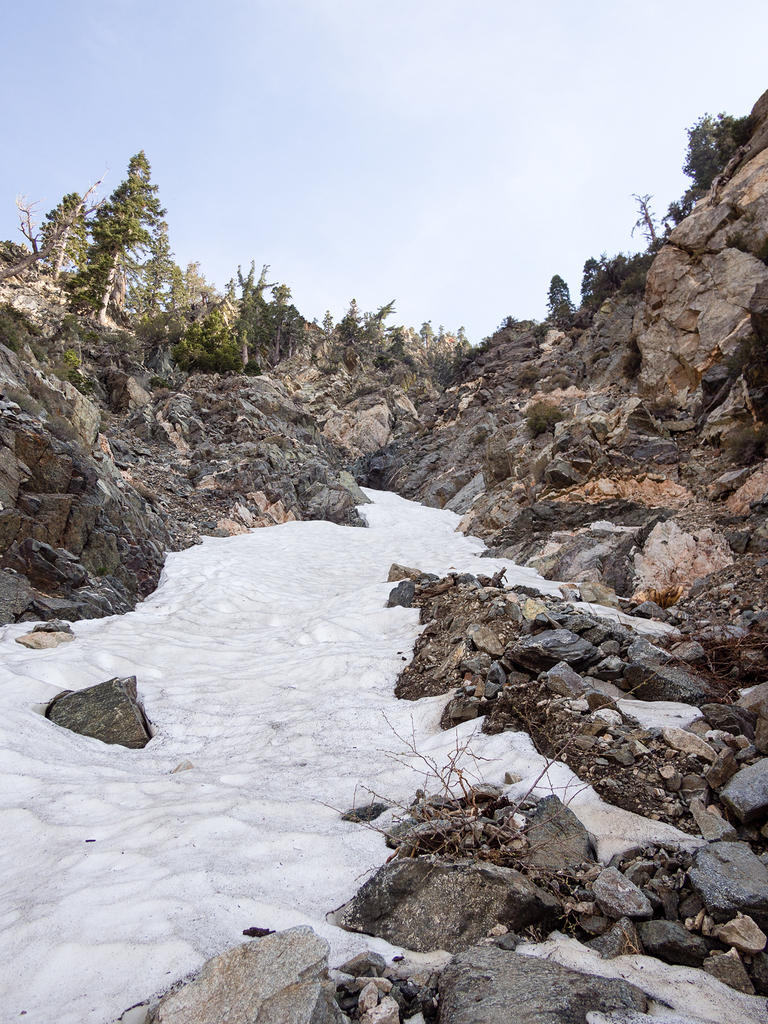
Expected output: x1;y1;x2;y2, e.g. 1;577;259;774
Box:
46;676;152;749
438;946;647;1024
147;927;344;1023
332;856;561;953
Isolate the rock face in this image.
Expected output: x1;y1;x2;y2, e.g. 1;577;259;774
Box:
332;856;560;953
147;927;343;1024
438;947;647;1024
637;88;768;412
46;676;152;748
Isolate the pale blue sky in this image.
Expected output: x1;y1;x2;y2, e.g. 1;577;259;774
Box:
2;1;766;339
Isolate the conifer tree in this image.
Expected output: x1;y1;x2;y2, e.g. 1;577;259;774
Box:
42;193;89;279
72;151;165;323
546;274;574;327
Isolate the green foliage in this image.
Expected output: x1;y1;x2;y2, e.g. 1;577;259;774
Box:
243;359;261;375
546;274;574;327
172;308;242;373
580;251;653;310
70;151;165;318
518;364;539;387
42;192;89;277
149;375;170;389
526;400;565;437
0;304;37;352
665;111;751;228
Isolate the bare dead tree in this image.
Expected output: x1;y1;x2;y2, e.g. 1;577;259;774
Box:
0;179;103;284
631;193;660;249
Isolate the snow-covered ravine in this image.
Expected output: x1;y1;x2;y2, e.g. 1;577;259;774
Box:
0;490;758;1024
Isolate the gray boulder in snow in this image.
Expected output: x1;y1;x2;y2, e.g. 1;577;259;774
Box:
386;580;416;608
332;856;560;953
148;926;344;1023
438;946;647;1023
46;676;152;749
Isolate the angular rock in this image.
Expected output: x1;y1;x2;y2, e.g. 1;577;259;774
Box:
386;580;415;608
544;661;586;697
15;629;74;649
701;703;757;740
525;795;594;871
689;798;738;841
332;856;560;953
636;919;711;967
587;917;642;959
438;946;647;1024
46;676;152;749
662;727;718;763
702;949;755;995
715;914;767;955
387;563;421;583
148;926;343;1023
467;623;504;658
592;867;653;920
690;842;768;929
507;629;598;671
720;759;768;823
337;951;387;977
622;660;715;704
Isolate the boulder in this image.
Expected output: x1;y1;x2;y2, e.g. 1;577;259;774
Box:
633;520;733;598
148;926;343;1023
592;867;653;920
506;629;598;671
690;842;768;929
386;580;415;608
46;676;152;749
332;856;560;953
637;919;711;967
720;758;768;823
525;795;594;871
438;946;647;1024
621;660;715;705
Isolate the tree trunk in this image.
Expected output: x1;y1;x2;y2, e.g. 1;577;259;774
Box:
98;256;119;325
52;225;71;279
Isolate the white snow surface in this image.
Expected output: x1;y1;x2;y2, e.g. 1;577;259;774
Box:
0;490;708;1022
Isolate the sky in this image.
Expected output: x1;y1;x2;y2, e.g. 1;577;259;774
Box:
1;1;766;341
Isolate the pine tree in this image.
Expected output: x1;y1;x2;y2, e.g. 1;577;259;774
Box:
546;275;574;327
72;151;165;323
128;221;174;316
42;193;89;278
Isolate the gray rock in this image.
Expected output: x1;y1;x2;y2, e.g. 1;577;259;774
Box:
544;661;586;697
701;703;757;740
702;949;755;995
467;623;504;658
341;802;389;823
148;926;344;1023
587;917;642;959
485;661;506;698
438;946;647;1023
632;600;669;621
337;951;387;977
720;759;768;823
507;629;598;671
332;856;560;953
622;660;715;704
592;867;653;919
626;637;672;664
386;580;415;608
525;795;595;871
544;459;585;489
637;919;711;967
46;676;152;749
690;842;768;929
